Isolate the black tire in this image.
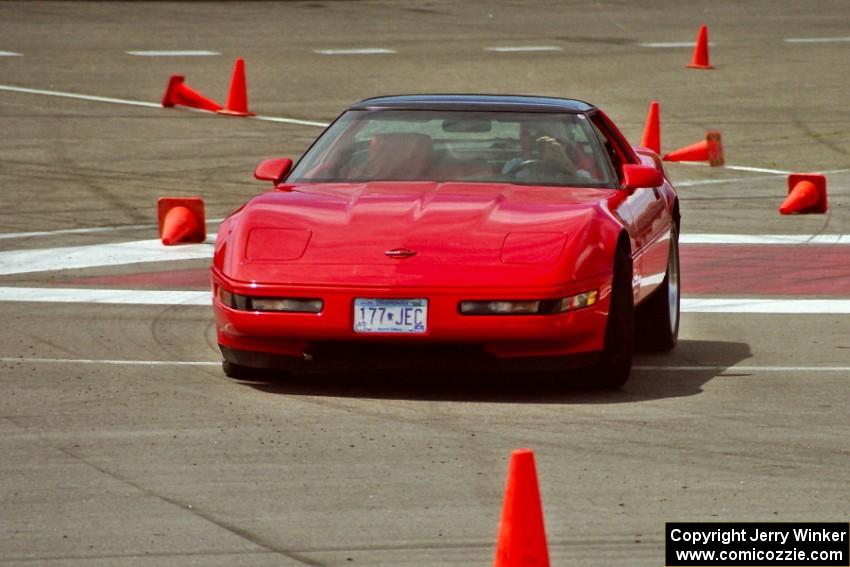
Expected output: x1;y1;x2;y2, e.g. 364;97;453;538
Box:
222;360;264;380
636;224;680;352
589;242;635;389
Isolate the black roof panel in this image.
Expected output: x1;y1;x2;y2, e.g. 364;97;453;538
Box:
349;94;596;113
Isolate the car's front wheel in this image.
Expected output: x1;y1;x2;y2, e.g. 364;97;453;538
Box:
588;242;634;389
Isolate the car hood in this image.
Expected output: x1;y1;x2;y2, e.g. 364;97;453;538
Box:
218;181;620;288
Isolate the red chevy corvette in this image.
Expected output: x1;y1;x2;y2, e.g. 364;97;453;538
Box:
212;95;680;388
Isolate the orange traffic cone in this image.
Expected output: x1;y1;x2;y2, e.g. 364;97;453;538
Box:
161;75;222;112
779;173;827;214
218;58;255;117
663;131;724;166
493;449;550;567
640;100;661;155
157;197;206;245
688;24;714;69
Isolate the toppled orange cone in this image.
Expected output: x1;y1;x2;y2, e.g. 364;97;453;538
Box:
218;58;255;116
162;75;222;112
640;100;661;155
688;24;714;69
663;131;724;166
493;449;550;567
779;174;827;214
157;197;206;245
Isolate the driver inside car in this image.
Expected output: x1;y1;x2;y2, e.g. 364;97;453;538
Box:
502;124;595;184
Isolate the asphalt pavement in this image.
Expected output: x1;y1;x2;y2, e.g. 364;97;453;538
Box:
0;2;848;566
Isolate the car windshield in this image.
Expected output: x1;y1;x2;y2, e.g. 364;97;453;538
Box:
288;109;618;188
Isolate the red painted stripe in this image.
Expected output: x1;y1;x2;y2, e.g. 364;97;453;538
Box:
61;269;211;290
682;244;850;295
55;245;850;296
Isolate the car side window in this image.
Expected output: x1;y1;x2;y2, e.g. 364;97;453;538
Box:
589;120;622;181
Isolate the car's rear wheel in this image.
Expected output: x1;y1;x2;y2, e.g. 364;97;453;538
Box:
636;224;680;352
588;242;634;389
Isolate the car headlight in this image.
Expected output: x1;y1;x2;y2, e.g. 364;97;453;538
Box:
217;287;323;313
460;300;543;315
459;290;597;315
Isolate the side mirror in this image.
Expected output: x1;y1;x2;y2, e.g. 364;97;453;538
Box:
622;163;663;192
254;158;293;185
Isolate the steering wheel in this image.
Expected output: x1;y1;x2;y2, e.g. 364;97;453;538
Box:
504;158;565;177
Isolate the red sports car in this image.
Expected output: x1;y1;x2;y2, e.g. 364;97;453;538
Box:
212;95;680;388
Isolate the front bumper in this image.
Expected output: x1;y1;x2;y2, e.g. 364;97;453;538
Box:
220;343;602;374
212;270;612;364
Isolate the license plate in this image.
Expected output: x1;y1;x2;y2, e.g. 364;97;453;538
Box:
353;298;427;334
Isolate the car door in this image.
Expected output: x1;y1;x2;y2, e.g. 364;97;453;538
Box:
590;114;671;302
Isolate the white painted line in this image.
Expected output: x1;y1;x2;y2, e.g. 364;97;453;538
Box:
635;365;850;373
680;233;850;245
682;298;850;314
485;46;563;52
0;239;213;275
0;356;846;373
784;37;850;44
254;114;329;128
0;84;162;109
0;219;224;241
639;42;715;48
674;173;792;187
0;83;328;128
314;48;395;55
0;218;224;240
0;356;218;366
639;41;696;48
675;168;850;188
676;176;772;188
0;223;159;240
0;51;22;57
723;164;792;175
0;287;210;305
126;50;221;56
674;161;792;175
